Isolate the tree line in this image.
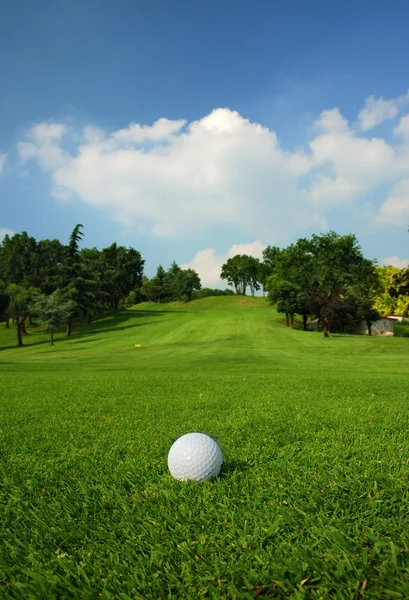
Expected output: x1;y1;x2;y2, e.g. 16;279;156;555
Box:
0;225;202;346
1;226;408;345
219;231;409;336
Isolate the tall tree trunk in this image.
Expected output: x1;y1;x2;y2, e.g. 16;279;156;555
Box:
17;321;23;347
50;328;54;345
285;313;290;327
21;319;28;335
323;318;330;337
66;316;72;336
366;321;372;336
303;314;308;331
5;317;9;328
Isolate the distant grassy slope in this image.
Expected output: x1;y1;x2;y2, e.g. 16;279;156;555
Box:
1;297;409;598
0;296;406;374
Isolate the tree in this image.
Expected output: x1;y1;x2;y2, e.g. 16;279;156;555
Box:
145;265;168;303
172;269;201;301
100;243;144;309
0;280;10;327
30;291;74;345
6;284;36;346
140;276;156;302
0;231;37;287
266;239;314;330
164;262;182;301
62;225;99;335
266;232;379;336
31;238;66;294
266;276;300;327
306;232;370;336
243;256;261;296
151;265;167;303
262;246;281;273
220;254;260;295
221;255;243;295
349;259;382;335
373;265;409;317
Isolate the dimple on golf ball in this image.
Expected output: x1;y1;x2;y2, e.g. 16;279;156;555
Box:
168;433;223;482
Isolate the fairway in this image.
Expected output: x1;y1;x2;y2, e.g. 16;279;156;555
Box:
1;297;409;598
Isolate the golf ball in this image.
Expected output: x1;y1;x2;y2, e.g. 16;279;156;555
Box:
168;433;223;482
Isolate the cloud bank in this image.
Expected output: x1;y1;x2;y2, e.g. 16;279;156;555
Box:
15;90;409;243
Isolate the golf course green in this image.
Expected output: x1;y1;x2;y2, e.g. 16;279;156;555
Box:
1;296;409;598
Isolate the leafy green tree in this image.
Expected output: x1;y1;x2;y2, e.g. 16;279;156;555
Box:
0;231;37;287
30;291;74;345
267;239;314;330
123;288;143;307
244;256;261;296
349;259;382;335
144;265;169;303
6;284;37;346
220;255;243;295
172;269;201;301
266;276;300;327
100;243;144;309
140;276;156;302
373;266;400;315
31;238;66;294
164;261;182;301
221;255;260;295
258;262;272;297
306;232;370;336
266;232;378;336
0;280;10;326
152;265;167;303
262;246;281;273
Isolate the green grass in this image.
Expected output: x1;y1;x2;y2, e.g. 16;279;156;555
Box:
1;296;409;599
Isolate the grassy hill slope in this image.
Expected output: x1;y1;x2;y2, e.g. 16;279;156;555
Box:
1;297;409;598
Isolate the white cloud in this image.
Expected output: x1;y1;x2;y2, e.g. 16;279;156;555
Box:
307;128;401;207
316;108;349;133
358;90;409;131
380;256;409;269
17;122;68;171
394;114;409;139
18;108;323;241
0;228;15;242
181;241;266;288
112;118;186;143
14;95;409;239
375;179;409;226
0;153;7;175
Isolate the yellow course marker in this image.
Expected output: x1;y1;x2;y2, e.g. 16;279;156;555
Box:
134;344;141;347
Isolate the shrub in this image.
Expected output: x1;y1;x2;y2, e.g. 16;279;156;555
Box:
394;321;409;337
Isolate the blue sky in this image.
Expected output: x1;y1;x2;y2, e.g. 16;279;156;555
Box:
1;0;409;286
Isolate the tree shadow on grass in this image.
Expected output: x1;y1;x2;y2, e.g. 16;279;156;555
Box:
0;308;181;352
0;339;51;352
81;309;180;336
72;337;103;344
